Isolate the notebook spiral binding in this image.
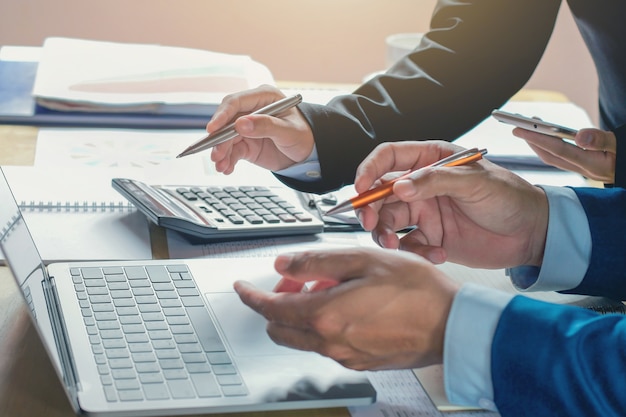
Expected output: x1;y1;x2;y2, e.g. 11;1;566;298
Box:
19;200;136;212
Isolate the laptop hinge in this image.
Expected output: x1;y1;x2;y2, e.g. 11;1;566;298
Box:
42;275;81;410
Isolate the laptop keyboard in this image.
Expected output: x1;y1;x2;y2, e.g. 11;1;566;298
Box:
71;264;248;402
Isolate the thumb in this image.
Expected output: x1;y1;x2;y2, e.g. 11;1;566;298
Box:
575;128;616;153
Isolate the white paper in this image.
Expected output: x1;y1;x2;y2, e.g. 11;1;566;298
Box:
32;37;275;114
32;127;278;184
2;165;153;262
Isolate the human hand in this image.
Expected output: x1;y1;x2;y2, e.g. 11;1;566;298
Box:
513;127;616;183
234;247;459;371
207;84;315;174
355;141;548;268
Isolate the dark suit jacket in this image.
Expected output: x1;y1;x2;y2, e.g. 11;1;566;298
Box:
492;186;626;416
277;0;626;193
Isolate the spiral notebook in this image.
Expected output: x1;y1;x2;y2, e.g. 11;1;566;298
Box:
2;166;153;262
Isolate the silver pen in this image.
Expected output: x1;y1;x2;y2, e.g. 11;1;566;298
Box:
176;94;303;158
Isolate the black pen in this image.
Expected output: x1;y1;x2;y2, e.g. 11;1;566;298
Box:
177;94;303;158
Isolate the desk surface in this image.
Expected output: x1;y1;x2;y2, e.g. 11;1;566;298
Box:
0;88;567;417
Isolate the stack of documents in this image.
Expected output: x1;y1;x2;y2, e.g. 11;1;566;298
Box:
0;38;275;128
33;37;275;116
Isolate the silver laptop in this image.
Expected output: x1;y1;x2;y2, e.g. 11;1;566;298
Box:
0;167;376;416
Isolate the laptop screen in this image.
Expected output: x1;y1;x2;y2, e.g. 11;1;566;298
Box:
0;168;48;304
0;167;69;383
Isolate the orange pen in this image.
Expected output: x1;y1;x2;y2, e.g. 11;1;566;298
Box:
324;147;487;216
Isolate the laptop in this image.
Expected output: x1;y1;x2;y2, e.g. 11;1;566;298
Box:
0;167;376;416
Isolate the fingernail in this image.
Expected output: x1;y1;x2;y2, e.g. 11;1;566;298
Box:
580;132;593;147
395;179;416;198
237;117;254;134
428;248;447;265
356;211;365;227
274;253;294;272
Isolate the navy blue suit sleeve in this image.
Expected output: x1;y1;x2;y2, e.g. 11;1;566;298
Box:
566;187;626;299
280;0;561;193
492;296;626;416
611;124;626;188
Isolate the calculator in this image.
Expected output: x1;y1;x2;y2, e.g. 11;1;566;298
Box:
112;178;324;241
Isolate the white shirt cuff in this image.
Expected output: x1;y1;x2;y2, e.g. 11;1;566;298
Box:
273;145;322;182
509;185;590;292
444;283;513;411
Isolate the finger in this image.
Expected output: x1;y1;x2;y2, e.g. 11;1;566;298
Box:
206;85;284;134
234;279;307;323
234;277;333;332
513;127;577;154
369;200;413;246
391;163;489;203
514;127;615;161
355;141;462;194
210;135;240;165
575;128;617;153
355;205;380;232
525;142;588;172
234;280;332;354
273;276;306;293
398;235;448;264
525;140;614;181
274;249;381;284
307;280;340;291
240;113;312;158
211;140;239;174
371;227;401;249
233;280;276;319
219;139;254;172
355;193;400;232
234;114;292;141
273;275;338;292
372;198;446;260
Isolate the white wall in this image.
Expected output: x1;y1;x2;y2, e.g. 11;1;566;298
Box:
0;0;598;124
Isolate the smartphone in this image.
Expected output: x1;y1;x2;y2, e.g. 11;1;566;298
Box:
491;109;578;140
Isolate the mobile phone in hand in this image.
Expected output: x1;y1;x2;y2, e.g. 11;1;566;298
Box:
491;109;578;140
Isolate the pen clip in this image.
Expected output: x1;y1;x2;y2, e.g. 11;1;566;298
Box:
431;147;480;167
